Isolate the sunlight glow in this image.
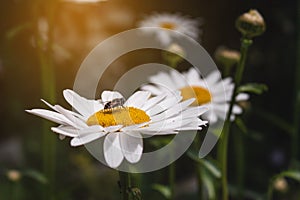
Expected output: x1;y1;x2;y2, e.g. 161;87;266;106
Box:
63;0;107;3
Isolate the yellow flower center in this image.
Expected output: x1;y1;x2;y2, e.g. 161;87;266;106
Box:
180;86;212;106
160;22;176;30
87;107;151;127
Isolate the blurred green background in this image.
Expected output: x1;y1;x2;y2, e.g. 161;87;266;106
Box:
0;0;299;199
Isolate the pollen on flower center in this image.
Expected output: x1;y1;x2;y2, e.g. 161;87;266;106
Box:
160;22;176;30
180;86;212;106
86;107;151;128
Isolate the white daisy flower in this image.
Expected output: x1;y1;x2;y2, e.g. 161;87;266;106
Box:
138;13;201;46
142;68;250;124
26;89;207;168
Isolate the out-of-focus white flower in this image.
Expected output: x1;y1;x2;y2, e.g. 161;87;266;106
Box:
27;89;207;168
38;17;49;43
142;68;249;124
138;13;201;46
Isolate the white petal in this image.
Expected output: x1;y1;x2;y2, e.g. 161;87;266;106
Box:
176;119;207;130
120;122;150;132
150;98;196;122
63;89;103;118
176;126;202;131
141;129;178;135
103;133;124;168
141;84;163;96
230;114;236;121
56;125;104;137
59;135;65;140
232;105;243;114
209;80;233;96
236;93;250;101
104;125;123;133
181;106;208;118
41;99;84;120
147;94;182;116
211;103;228;121
26;109;70;126
101;91;124;102
71;131;106;146
221;77;233;88
156;31;171;46
205;111;218;124
212;94;229;103
146;117;196;132
120;132;143;163
170;70;187;89
51;126;78;137
124;91;151;108
206;70;221;85
185;68;202;84
79;125;104;134
212;103;229;113
40;99;57;110
141;93;166;111
54;105;88;129
149;71;176;90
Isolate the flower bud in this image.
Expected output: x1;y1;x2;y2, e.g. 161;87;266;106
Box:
163;43;186;68
273;177;288;192
236;9;266;38
7;170;22;182
214;46;240;67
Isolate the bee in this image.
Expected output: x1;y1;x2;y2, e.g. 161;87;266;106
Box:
103;97;126;110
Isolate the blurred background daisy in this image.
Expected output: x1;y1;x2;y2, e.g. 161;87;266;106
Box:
142;68;249;124
138;12;202;46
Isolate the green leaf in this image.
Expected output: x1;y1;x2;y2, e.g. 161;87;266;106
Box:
187;151;221;178
187;150;201;162
238;83;268;95
23;170;47;184
235;117;248;134
229;185;264;200
6;23;32;40
200;159;221;179
281;171;300;182
152;184;171;199
202;171;216;200
268;170;300;199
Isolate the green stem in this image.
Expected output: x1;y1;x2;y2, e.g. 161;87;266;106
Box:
195;163;203;199
234;130;245;200
193;131;203;199
223;63;232;77
119;171;131;200
292;0;300;167
219;37;252;200
34;1;58;199
267;183;273;200
11;182;21;200
267;175;278;200
169;162;176;200
219;123;230;200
